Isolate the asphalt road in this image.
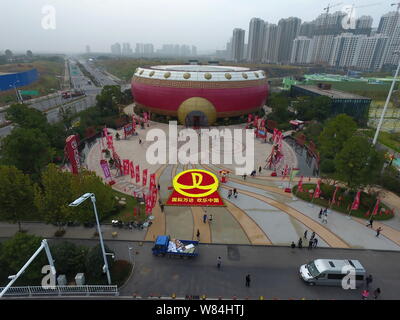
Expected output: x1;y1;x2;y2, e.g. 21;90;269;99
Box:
46;239;400;300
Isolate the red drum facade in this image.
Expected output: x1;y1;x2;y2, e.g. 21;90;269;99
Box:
131;65;269;125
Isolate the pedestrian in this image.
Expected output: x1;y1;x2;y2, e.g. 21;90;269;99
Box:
243;174;247;180
322;214;328;224
373;288;381;300
157;183;160;191
245;274;251;287
376;227;382;237
228;189;232;199
160;204;164;212
308;239;313;250
310;232;316;241
196;229;200;240
366;274;373;288
366;217;374;228
318;208;323;219
313;238;318;248
259;166;262;174
209;214;213;223
233;188;238;199
291;241;296;251
324;207;328;215
361;289;369;300
297;237;303;249
203;213;207;223
304;230;308;239
139;138;142;145
217;256;222;270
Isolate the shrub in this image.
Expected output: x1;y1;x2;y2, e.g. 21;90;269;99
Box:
111;260;132;287
85;244;115;284
51;242;88;279
54;229;66;237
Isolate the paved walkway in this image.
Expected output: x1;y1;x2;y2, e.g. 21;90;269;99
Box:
8;114;394;252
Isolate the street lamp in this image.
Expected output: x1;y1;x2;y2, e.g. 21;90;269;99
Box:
9;80;21;103
69;193;112;285
128;247;133;263
373;51;400;145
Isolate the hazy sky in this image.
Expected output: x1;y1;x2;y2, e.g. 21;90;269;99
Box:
0;0;394;53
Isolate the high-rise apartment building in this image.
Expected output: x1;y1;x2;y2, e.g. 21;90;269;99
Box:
111;43;121;55
247;18;265;62
356;34;389;70
308;35;335;64
122;43;132;56
263;23;278;63
191;45;197;56
276;17;301;63
329;33;365;68
290;36;312;64
231;28;245;62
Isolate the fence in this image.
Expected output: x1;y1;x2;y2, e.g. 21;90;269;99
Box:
0;285;118;297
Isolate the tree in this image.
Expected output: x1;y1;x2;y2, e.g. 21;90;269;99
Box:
5;104;49;132
26;50;33;58
319;114;357;160
69;170;116;223
96;85;122;116
334;136;385;190
0;127;54;178
85;244;115;284
51;241;88;278
0;166;36;231
34;164;74;229
0;233;46;286
5;49;13;61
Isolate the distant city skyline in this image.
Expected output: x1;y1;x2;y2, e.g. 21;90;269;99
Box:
0;0;397;54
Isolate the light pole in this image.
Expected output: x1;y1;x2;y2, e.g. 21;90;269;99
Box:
9;80;21;103
128;247;133;263
373;52;400;145
69;193;112;285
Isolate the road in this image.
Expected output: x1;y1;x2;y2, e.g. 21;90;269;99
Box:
0;57;129;137
26;239;400;300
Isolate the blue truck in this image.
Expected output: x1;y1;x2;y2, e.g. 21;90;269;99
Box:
152;235;199;258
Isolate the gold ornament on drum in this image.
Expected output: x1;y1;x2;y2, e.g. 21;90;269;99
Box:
204;73;212;80
225;73;232;80
164;72;171;78
183;72;191;79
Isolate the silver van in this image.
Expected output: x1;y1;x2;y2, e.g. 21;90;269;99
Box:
299;259;366;287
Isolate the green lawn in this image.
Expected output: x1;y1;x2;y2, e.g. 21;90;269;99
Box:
107;189;146;222
293;183;394;221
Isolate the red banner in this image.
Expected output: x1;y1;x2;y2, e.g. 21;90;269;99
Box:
261;119;266;128
297;176;304;192
123;123;135;138
113;151;122;175
351;191;361;211
372;198;381;216
142;169;148;186
129;161;134;179
313;180;321;199
65;135;80;175
135;165;140;183
123;160;130;176
150;173;156;188
247;114;253;123
331;186;340;205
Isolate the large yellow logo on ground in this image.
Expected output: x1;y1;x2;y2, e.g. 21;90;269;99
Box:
173;169;218;198
167;169;224;207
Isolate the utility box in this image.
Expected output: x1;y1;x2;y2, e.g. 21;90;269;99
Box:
57;274;67;286
75;273;85;286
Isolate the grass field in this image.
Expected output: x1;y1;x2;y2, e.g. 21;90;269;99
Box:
362;129;400;153
0;59;64;107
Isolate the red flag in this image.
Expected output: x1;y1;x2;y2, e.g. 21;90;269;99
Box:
142;169;148;186
365;210;370;217
123;159;130;176
129;161;135;179
351;191;361;211
149;173;156;190
247;114;253;123
135;165;140;183
297;176;304;192
313;180;321;199
372;198;381;216
133;207;137;216
331;186;339;205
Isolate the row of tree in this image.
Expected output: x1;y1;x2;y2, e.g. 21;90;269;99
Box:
0;164;117;231
0;233;115;286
